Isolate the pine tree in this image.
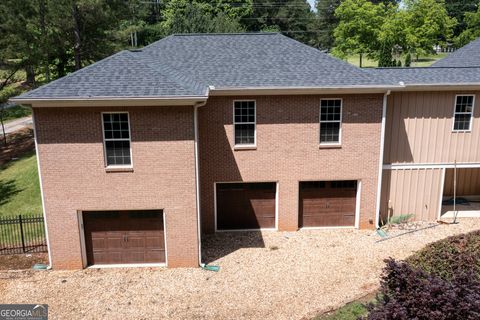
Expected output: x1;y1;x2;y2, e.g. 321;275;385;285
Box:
314;0;341;49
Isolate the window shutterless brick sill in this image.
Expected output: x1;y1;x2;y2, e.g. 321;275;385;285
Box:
319;144;342;149
234;145;257;151
105;167;134;173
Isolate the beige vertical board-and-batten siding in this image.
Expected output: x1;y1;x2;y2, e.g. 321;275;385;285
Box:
380;168;444;223
443;168;480;196
384;91;480;164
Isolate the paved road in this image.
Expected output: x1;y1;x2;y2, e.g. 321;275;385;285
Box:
0;116;33;136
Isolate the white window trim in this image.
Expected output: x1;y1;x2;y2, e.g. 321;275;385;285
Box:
319;98;343;146
452;94;475;133
233;100;257;148
101;112;133;168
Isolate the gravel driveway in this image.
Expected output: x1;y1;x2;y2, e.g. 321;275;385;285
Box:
1;218;479;320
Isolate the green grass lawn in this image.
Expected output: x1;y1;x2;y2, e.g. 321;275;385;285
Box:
313;301;369;320
343;52;449;68
0;152;42;218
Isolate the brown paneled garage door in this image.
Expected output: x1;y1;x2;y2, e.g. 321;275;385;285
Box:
83;210;165;265
299;181;357;227
216;182;276;230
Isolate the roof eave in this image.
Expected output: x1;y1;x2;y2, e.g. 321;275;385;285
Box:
208;85;401;96
10;96;208;107
399;83;480;91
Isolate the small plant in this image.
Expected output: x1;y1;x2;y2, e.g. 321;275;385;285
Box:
366;259;480;320
387;214;413;225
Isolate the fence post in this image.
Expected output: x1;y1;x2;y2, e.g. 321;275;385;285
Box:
18;215;26;253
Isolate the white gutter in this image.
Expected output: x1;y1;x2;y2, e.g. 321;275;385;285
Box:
10;96;208;108
193;100;206;266
375;90;391;229
209;85;402;96
32;110;53;269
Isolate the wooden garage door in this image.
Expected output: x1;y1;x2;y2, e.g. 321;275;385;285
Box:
217;182;276;230
83;210;165;265
299;181;357;227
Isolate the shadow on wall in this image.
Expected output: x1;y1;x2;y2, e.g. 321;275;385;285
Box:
383;96;414;164
34;106;195;144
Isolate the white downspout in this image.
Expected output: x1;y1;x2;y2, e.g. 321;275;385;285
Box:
375;90;391;229
194;101;206;266
32;109;53;269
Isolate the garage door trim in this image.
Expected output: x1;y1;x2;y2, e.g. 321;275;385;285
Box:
298;180;362;230
214;181;279;232
77;209;168;268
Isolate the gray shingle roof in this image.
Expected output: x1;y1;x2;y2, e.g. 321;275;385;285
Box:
366;66;480;85
14;33;395;101
432;37;480;67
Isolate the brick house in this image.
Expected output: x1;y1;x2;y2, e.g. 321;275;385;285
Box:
12;34;480;269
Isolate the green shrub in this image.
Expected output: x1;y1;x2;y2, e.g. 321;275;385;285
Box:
0;105;31;122
0;86;22;104
406;230;480;280
405;53;412;67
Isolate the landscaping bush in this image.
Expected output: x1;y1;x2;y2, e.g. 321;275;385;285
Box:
366;259;480;320
406;230;480;280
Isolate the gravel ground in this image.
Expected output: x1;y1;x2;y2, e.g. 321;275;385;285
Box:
0;253;47;270
1;218;479;320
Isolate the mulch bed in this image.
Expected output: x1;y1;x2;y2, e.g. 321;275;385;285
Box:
0;128;35;166
0;253;48;271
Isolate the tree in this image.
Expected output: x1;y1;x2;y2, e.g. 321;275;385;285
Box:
456;6;480;47
164;2;245;34
0;1;42;86
243;0;315;44
313;0;341;50
403;0;456;56
445;0;478;37
332;0;386;67
368;0;400;4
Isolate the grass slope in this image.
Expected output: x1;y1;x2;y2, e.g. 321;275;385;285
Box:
0;152;42;218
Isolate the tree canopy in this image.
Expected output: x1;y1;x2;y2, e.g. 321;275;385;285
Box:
332;0;458;67
0;0;476;90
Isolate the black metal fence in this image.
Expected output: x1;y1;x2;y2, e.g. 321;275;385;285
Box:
0;215;47;255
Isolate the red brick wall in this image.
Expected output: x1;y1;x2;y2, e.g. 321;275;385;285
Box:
34;106;199;269
198;95;384;232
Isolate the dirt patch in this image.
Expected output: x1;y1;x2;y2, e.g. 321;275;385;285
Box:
0;219;479;319
0;128;34;166
0;253;47;271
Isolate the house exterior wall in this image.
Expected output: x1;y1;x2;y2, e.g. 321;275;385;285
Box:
34;106;199;269
384;91;480;164
381;90;480;222
444;168;480;196
380;168;444;223
198;94;384;232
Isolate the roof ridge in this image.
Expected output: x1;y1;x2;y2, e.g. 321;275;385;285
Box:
19;50;130;98
171;32;279;37
131;51;207;95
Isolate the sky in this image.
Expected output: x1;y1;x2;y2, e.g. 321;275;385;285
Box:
307;0;316;11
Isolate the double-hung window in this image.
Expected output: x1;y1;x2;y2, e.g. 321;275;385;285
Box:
453;95;475;131
320;99;342;144
102;112;132;166
234;100;256;146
